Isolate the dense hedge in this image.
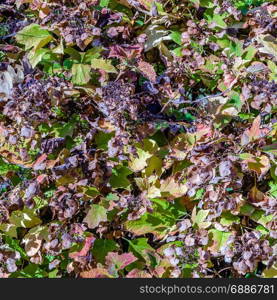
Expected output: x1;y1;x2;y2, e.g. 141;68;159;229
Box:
0;0;276;278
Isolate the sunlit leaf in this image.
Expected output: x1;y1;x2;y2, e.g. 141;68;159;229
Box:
83;204;107;229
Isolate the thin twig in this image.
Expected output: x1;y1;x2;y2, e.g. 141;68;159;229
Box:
218;267;232;274
0;32;17;40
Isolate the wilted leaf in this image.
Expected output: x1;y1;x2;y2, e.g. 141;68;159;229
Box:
257;34;277;59
22;226;48;257
0;65;24;97
137;60;157;82
159;177;188;198
249;186;265;205
126;269;152;278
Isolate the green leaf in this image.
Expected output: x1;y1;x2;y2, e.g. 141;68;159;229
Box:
0;223;18;238
82;48;102;63
267;61;277;81
0;157;21;175
200;0;215;8
92;239;119;264
205;11;227;29
83;204;107;229
191;208;211;229
4;236;28;260
145;156;162;176
256;225;269;235
71;63;91;85
110;165;132;188
20;264;47;278
262;263;277;278
229;40;243;57
172;46;183;57
52;119;77;138
28;48;49;68
91;58;117;73
220;212;240;226
261;143;277;156
16;24;53;51
243;46;257;61
9;208;42;228
170;31;182;46
209;229;232;253
100;0;110;7
33;196;48;210
64;47;82;62
227;92;242;109
82;186;100;198
48;269;59;278
250;210;273;227
240;203;255;216
127;238;154;261
95;131;115;150
125;199;185;239
268;181;277;198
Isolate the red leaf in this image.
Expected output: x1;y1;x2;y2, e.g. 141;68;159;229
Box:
126;269;152;278
36;174;48;184
69;236;95;259
105;252;137;270
109;44;143;60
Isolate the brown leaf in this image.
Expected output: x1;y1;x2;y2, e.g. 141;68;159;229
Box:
80;268;111;278
137;60;157;82
249;186;266;205
241;115;262;145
